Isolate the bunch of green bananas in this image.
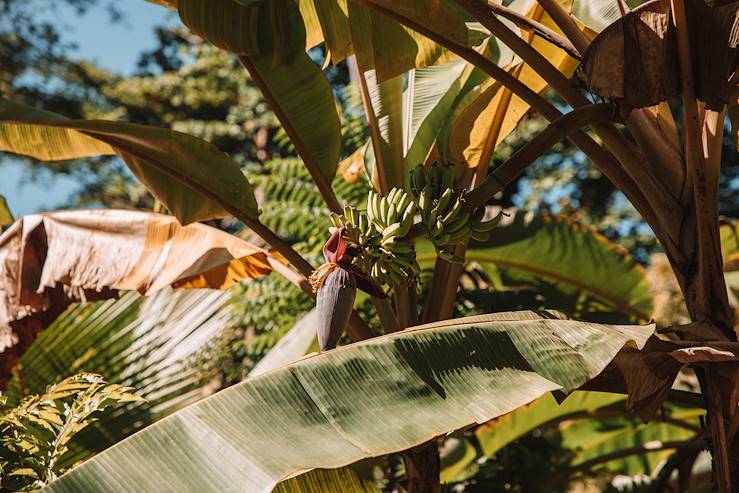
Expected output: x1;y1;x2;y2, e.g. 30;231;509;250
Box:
366;188;420;285
368;243;418;286
330;200;419;287
330;204;378;248
410;163;501;262
366;188;417;242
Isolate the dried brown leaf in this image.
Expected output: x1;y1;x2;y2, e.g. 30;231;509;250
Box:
0;209;276;354
580;0;739;112
669;346;738;364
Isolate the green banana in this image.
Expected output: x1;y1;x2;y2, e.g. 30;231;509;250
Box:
330;213;343;229
411;165;426;195
389;242;413;254
381;222;402;242
471;206;485;223
446;224;471;244
395;193;411;217
440;199;463;225
386;202;397;225
435;188;454;219
472;213;502;233
437;248;463;263
444;211;471;235
367;192;377;223
470;229;491;242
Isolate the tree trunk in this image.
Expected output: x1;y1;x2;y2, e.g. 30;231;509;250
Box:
403;441;442;493
678;261;739;492
701;365;739;492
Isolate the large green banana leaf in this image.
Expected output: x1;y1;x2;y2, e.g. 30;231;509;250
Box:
559;405;701;475
403;60;468;173
475;391;626;458
0;100;256;224
42;311;654;492
6;288;377;493
4;289;234;466
178;0;341;190
417;211;653;322
347;3;409;191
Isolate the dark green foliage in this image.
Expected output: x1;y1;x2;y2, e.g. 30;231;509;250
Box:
0;374;140;492
446;433;574;493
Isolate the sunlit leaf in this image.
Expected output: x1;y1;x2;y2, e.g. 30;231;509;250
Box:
43;311;653;493
178;0;342;188
0;100;256;224
3;289;234;466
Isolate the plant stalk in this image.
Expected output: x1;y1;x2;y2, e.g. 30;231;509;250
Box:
485;0;580;59
353;0;662;253
239;55;343;214
454;0;686;239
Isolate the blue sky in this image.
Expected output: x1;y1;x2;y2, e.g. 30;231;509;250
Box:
0;2;171;217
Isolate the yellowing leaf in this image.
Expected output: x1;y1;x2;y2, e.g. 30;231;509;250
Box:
0;195;13;226
448;2;582;169
0;100;257;224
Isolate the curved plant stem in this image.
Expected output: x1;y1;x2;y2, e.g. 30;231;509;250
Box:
453;0;686;240
485;0;580;58
239;55;343;215
535;0;590;53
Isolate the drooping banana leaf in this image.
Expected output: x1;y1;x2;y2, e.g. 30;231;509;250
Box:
0;100;256;224
178;0;342;194
42;311;654;493
0;210;279;384
417;210;653;322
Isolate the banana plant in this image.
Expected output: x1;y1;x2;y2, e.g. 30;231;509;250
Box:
0;0;737;491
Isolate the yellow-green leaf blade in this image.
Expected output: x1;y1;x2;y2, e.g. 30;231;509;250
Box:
0;100;257;224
